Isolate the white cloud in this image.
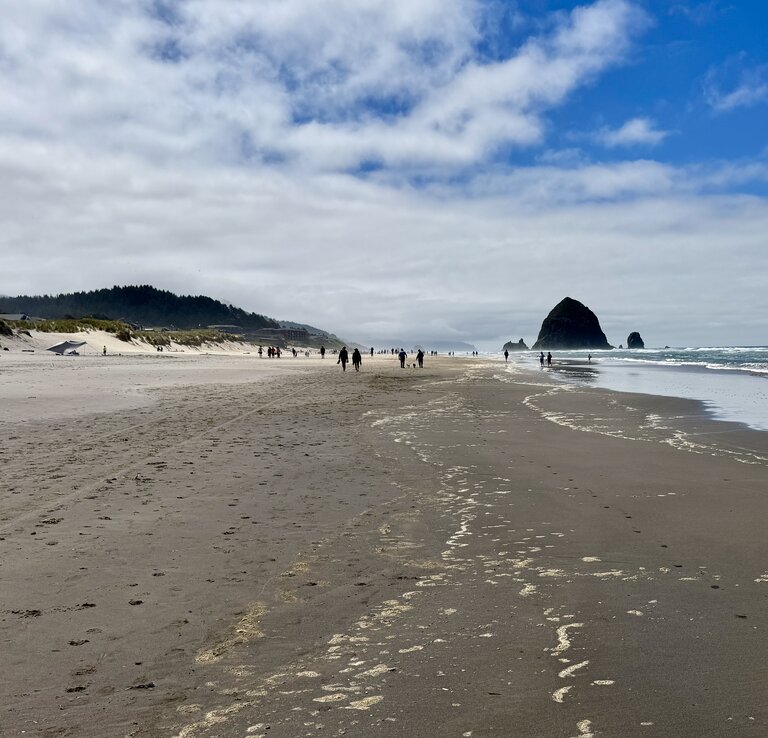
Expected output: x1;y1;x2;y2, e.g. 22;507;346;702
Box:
455;159;682;203
704;54;768;112
1;134;767;346
596;118;671;147
669;2;730;25
537;148;588;166
0;0;647;171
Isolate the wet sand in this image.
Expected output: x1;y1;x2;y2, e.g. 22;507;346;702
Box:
1;355;767;737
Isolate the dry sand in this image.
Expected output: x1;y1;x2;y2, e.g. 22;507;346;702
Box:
1;349;767;737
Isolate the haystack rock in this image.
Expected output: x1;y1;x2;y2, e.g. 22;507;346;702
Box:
627;332;645;349
532;297;613;350
502;338;528;352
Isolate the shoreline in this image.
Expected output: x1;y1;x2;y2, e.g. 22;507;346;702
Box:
505;363;768;467
500;353;768;433
1;357;767;736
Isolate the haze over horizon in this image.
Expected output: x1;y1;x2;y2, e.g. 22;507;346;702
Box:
1;1;767;347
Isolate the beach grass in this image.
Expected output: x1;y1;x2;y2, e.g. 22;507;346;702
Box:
7;317;129;334
6;318;245;347
135;329;246;347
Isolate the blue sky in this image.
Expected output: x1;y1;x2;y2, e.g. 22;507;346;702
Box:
545;2;768;171
1;0;767;347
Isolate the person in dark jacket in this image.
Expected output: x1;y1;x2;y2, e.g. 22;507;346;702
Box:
352;348;362;372
338;347;349;371
398;349;407;368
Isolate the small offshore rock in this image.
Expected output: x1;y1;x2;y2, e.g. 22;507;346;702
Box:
627;331;645;349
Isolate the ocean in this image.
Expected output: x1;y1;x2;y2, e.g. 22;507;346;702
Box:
499;347;768;432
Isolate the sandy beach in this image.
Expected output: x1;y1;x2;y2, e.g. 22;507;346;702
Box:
2;349;768;737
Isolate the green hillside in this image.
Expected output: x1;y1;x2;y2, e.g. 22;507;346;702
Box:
0;285;279;330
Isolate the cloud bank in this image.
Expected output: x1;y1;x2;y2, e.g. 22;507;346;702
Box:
1;0;767;347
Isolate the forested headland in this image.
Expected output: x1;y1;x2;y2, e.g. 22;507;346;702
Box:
0;285;279;330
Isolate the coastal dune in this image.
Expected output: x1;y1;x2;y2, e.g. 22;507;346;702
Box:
0;327;263;357
1;354;767;737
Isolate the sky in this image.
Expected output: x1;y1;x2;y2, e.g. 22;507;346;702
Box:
1;0;767;349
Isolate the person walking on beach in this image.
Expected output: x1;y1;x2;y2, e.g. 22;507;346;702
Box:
547;352;552;366
416;349;424;368
258;345;263;358
338;346;349;371
398;349;407;368
504;349;509;363
352;348;362;372
103;345;107;356
588;353;592;363
320;345;326;359
539;351;545;367
370;347;374;357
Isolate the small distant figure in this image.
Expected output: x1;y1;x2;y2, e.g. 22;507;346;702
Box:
320;345;326;359
276;347;281;358
547;352;552;366
102;345;107;356
504;349;509;363
352;348;362;372
398;349;407;368
416;349;424;368
292;348;297;357
258;345;263;358
370;347;374;357
305;350;310;357
338;346;349;371
539;351;545;367
588;353;592;363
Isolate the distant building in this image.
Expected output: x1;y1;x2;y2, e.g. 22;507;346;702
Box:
253;327;311;342
208;325;311;343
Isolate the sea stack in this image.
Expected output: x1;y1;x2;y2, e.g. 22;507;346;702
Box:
627;332;645;349
532;297;613;350
502;338;528;352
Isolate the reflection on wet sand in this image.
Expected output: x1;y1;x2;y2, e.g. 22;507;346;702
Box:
544;359;601;384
